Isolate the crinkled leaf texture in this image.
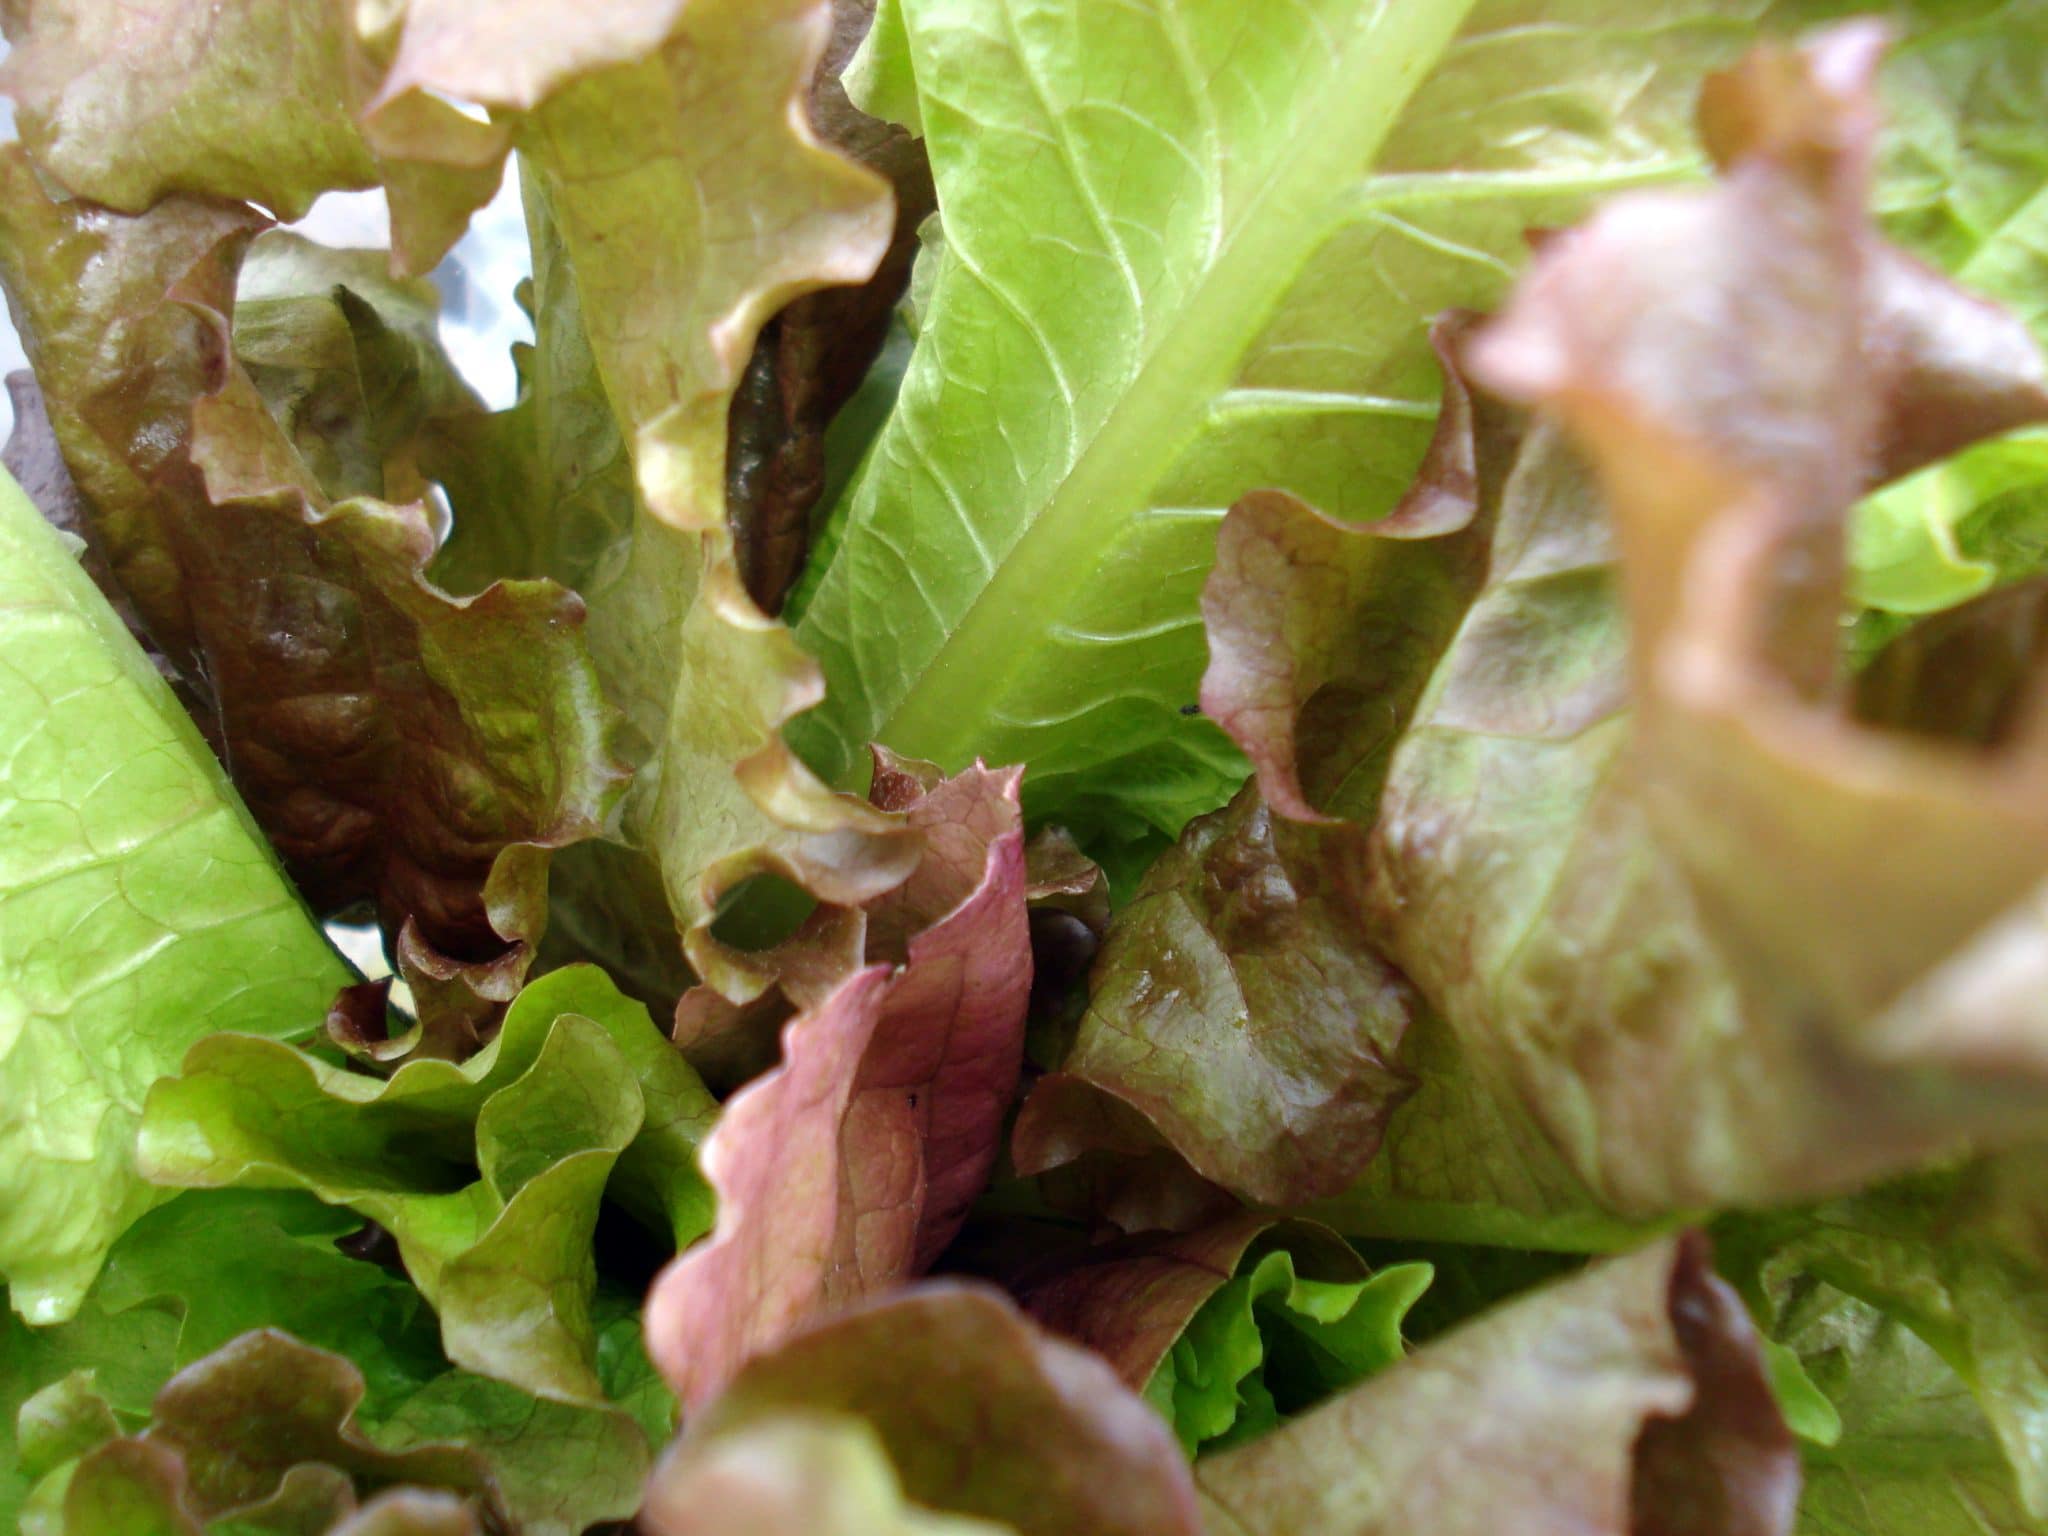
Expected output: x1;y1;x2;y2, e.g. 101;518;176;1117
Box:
415;0;922;1008
1781;1297;2043;1536
1010;315;1498;1209
2;1189;658;1536
1842;2;2048;628
647;761;1031;1409
0;151;623;1053
788;0;1905;851
0;0;922;1034
1013;1213;1430;1456
686;1283;1203;1536
43;1330;496;1535
135;966;714;1404
0;0;507;271
1716;1152;2048;1526
0;465;349;1324
1194;1232;1796;1536
1054;23;2048;1238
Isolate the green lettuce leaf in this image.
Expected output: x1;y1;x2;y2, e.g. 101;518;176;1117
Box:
1012;1214;1430;1457
787;0;1881;849
231;232;483;508
1193;1233;1795;1536
3;1190;657;1535
1715;1151;2048;1523
0;463;350;1324
402;0;922;1010
689;1283;1204;1536
1850;432;2048;617
1842;2;2048;623
1732;1254;2044;1533
135;967;713;1402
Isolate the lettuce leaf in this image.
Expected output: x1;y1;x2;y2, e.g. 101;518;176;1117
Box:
41;1330;495;1534
0;150;624;1051
0;0;506;271
135;967;713;1402
3;1190;656;1536
1727;1244;2045;1534
1010;316;1499;1207
687;1283;1204;1536
645;761;1030;1408
643;1415;1007;1536
787;0;1895;849
0;464;350;1323
405;0;924;1008
1715;1152;2048;1523
1012;1214;1430;1456
1193;1233;1794;1535
1040;21;2048;1237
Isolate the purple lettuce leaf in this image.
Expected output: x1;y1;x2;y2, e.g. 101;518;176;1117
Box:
645;762;1031;1408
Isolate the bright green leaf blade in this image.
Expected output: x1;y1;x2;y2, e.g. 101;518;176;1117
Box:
0;465;350;1324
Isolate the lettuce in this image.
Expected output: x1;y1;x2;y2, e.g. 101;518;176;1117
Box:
137;967;714;1401
8;1;2048;1532
0;466;349;1323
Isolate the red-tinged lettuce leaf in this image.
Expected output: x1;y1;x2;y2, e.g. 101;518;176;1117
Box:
43;1330;499;1535
29;1327;552;1531
1010;1077;1241;1240
1193;1233;1797;1536
1013;1214;1431;1456
685;1283;1203;1536
1152;26;2048;1235
1468;24;2048;1020
135;967;714;1404
642;1415;1009;1536
646;764;1030;1408
1012;317;1519;1210
0;151;623;1053
0;0;504;272
673;749;1040;1083
1012;788;1415;1210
